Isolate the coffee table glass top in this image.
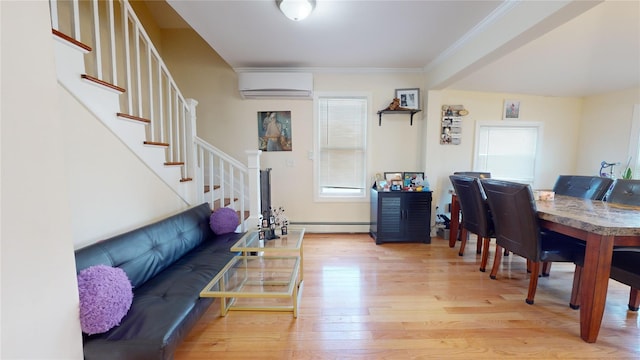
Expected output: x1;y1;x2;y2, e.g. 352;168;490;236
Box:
200;256;300;297
231;228;305;252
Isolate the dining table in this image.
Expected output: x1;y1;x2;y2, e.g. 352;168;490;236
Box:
535;195;640;343
448;192;640;343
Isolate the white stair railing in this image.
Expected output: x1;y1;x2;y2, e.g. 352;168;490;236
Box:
49;0;261;229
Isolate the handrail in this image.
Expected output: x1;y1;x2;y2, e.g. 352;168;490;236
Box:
195;137;248;172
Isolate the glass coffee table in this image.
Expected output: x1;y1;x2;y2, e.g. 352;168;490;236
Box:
231;228;305;281
200;255;300;317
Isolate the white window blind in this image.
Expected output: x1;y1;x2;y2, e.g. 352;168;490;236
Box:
474;121;542;186
316;96;368;199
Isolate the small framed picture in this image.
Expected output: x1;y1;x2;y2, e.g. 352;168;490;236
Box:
503;100;520;120
390;180;403;191
262;219;269;228
281;226;288;235
259;230;265;240
395;88;420;110
384;172;403;183
403;172;424;188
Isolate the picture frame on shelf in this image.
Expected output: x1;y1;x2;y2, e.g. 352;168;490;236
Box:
395;88;420;110
503;100;520;120
384;172;403;183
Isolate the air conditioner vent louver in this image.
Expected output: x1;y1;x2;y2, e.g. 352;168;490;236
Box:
238;72;313;99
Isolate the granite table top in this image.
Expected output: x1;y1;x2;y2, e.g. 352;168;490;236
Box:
536;195;640;236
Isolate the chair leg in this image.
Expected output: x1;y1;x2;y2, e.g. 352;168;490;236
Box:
569;265;582;310
628;288;640;311
526;261;541;305
458;227;468;256
504;248;510;256
476;234;482;254
541;262;552;277
479;237;491;272
490;245;503;279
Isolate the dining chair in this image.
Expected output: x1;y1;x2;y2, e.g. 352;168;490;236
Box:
605;179;640;205
449;175;494;271
552;175;613;200
540;175;613;277
570;248;640;311
481;179;585;305
452;171;493;255
569;181;640;310
453;171;491;179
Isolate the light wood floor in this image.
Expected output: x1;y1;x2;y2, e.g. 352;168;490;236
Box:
175;233;640;359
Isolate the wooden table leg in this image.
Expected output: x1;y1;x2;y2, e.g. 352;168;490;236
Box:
580;233;614;343
449;194;460;248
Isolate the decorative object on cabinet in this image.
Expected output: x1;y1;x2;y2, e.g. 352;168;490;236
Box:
384;172;403;183
503;100;520;120
395;88;420;109
369;186;432;245
403;172;425;190
441;105;466;145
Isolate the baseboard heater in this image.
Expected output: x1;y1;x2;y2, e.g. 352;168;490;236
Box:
290;221;370;233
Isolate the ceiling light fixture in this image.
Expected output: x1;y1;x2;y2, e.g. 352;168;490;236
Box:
276;0;316;21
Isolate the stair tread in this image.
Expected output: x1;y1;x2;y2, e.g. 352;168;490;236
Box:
81;74;126;93
52;29;92;52
117;113;151;124
144;141;170;147
204;185;221;193
213;197;238;209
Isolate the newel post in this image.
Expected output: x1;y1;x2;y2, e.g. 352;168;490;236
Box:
245;149;262;231
186;98;201;205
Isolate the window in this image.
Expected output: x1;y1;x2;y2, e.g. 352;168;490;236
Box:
314;94;369;201
474;121;543;187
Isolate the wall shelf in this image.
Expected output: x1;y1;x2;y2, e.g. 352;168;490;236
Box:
376;109;422;126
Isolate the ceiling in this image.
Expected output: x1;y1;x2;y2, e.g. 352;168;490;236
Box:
149;0;640;98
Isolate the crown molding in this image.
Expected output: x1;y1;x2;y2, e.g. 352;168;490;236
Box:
234;67;425;74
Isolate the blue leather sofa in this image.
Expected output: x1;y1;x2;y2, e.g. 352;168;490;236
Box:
74;203;244;359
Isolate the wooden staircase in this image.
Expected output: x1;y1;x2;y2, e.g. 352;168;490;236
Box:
49;0;260;229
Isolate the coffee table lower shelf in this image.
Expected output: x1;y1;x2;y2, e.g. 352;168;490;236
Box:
200;255;301;318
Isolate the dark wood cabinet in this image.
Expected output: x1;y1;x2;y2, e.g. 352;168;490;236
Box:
369;188;432;245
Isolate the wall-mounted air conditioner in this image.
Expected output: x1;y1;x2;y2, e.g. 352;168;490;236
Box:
237;72;313;99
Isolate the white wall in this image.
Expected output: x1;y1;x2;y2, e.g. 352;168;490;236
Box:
1;1;83;358
575;87;640;176
160;28;427;231
423;89;583;217
59;86;187;249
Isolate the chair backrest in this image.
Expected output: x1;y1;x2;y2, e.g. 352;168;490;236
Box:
449;175;493;237
480;179;541;261
552;175;613;200
454;171;491;179
606;179;640;206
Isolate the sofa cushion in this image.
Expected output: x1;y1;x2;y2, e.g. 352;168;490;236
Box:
210;207;239;234
77;265;133;335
